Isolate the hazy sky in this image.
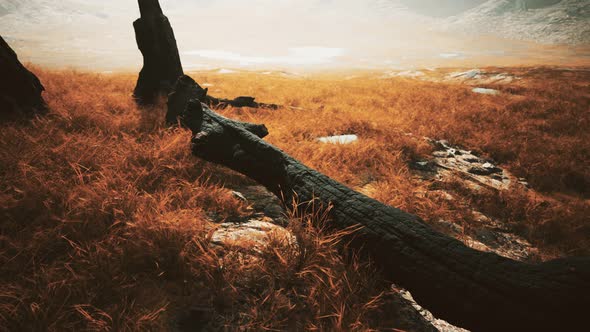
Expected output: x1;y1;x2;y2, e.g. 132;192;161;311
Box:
1;0;588;70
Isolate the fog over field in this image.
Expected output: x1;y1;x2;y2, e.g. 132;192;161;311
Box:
1;0;589;70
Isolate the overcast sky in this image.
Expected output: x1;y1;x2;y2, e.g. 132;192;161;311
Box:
0;0;587;70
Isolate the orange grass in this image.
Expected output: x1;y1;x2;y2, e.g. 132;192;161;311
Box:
1;67;589;330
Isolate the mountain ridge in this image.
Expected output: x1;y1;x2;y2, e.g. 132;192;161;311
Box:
442;0;590;44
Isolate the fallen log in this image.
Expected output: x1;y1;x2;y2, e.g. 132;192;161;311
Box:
167;75;278;125
170;80;590;331
0;35;46;118
207;95;280;111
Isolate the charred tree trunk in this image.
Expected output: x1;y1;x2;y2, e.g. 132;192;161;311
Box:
169;80;590;331
0;35;46;118
133;2;276;109
133;0;184;104
167;75;279;125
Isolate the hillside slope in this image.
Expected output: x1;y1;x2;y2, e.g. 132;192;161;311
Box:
443;0;590;44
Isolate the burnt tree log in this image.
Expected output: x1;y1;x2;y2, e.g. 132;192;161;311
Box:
133;0;184;104
207;95;280;111
0;35;46;118
169;81;590;331
167;75;279;125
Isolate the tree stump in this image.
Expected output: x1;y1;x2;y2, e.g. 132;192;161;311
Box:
0;35;46;118
133;0;184;104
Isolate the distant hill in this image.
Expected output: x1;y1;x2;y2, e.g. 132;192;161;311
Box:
395;0;487;17
0;0;22;16
442;0;590;44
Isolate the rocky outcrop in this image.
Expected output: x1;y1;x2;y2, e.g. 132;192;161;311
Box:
133;0;184;104
0;35;46;118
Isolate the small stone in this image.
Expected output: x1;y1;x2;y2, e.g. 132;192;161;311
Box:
414;161;432;171
472;87;501;95
317;134;358;145
232;191;247;202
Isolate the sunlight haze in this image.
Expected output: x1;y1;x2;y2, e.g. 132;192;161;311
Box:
1;0;588;70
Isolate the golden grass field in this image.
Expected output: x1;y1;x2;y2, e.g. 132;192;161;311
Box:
1;67;589;330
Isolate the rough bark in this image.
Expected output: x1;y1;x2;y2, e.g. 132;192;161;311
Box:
170;82;590;331
167;75;278;125
0;35;46;118
133;0;184;104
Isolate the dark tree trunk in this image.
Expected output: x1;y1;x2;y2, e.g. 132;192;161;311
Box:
133;0;184;104
169;80;590;332
167;75;278;125
0;35;46;118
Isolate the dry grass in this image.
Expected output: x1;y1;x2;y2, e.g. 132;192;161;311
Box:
1;66;589;330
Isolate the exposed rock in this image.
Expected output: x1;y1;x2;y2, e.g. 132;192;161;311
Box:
433;216;538;262
210;220;298;274
381;70;426;79
468;163;502;176
231;190;247;202
422;138;518;191
448;69;482;80
0;35;46;118
472;87;501;95
397;288;469;332
445;69;518;84
409;138;539;261
317;134;359;145
217;68;236;74
133;0;184;104
211;220;296;252
384;289;440;332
